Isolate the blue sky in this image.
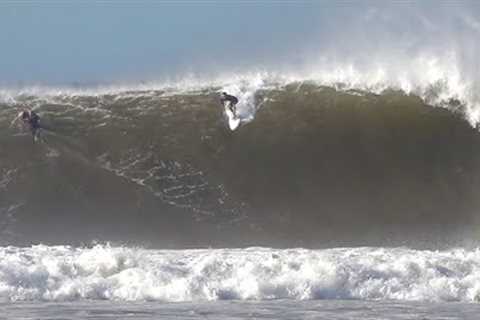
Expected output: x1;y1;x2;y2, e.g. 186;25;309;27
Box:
0;1;329;85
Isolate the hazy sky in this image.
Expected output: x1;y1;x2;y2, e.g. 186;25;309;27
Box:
0;1;478;85
0;1;330;84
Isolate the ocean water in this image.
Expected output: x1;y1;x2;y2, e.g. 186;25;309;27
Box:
2;60;480;320
2;2;480;319
2;84;480;248
3;72;480;319
3;300;480;320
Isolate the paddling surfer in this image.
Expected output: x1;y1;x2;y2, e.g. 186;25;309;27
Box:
10;109;42;142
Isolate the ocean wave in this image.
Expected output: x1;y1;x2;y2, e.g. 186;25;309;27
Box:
0;55;478;125
1;245;480;302
1;83;480;247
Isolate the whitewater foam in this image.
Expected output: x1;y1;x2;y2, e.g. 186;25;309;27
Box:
1;245;480;303
1;58;478;126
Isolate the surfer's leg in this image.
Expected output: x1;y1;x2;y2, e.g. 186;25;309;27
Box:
32;128;38;143
31;124;41;143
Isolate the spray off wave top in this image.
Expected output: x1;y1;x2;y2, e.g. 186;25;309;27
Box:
1;54;478;125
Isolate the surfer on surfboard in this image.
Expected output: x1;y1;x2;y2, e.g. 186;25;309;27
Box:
10;108;42;143
220;92;238;117
220;92;241;130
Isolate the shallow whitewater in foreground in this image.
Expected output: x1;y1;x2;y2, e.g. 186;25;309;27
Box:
1;245;480;303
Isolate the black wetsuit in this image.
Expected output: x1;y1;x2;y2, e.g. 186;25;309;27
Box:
221;94;238;105
29;111;40;129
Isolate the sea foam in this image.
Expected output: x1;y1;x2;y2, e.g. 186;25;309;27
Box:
1;245;480;302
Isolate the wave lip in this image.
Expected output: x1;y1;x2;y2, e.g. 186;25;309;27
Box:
1;56;479;124
1;245;480;302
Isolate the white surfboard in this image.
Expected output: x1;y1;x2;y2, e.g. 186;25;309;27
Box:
224;102;241;131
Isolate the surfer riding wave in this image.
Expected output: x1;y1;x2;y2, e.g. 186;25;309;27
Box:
220;92;238;117
220;92;241;130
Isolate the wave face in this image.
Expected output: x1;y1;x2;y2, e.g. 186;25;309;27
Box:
1;245;480;303
1;82;480;247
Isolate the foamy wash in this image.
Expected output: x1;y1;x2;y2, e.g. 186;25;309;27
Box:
1;2;480;312
1;245;480;302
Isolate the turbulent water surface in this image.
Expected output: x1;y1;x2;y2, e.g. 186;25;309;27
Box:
1;245;480;319
3;245;480;303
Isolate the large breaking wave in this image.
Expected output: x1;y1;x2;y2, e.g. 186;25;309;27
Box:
2;3;480;247
1;75;480;247
2;245;480;303
2;2;480;307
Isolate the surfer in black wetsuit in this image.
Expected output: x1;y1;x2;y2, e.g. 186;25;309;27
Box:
220;92;238;116
10;109;42;142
